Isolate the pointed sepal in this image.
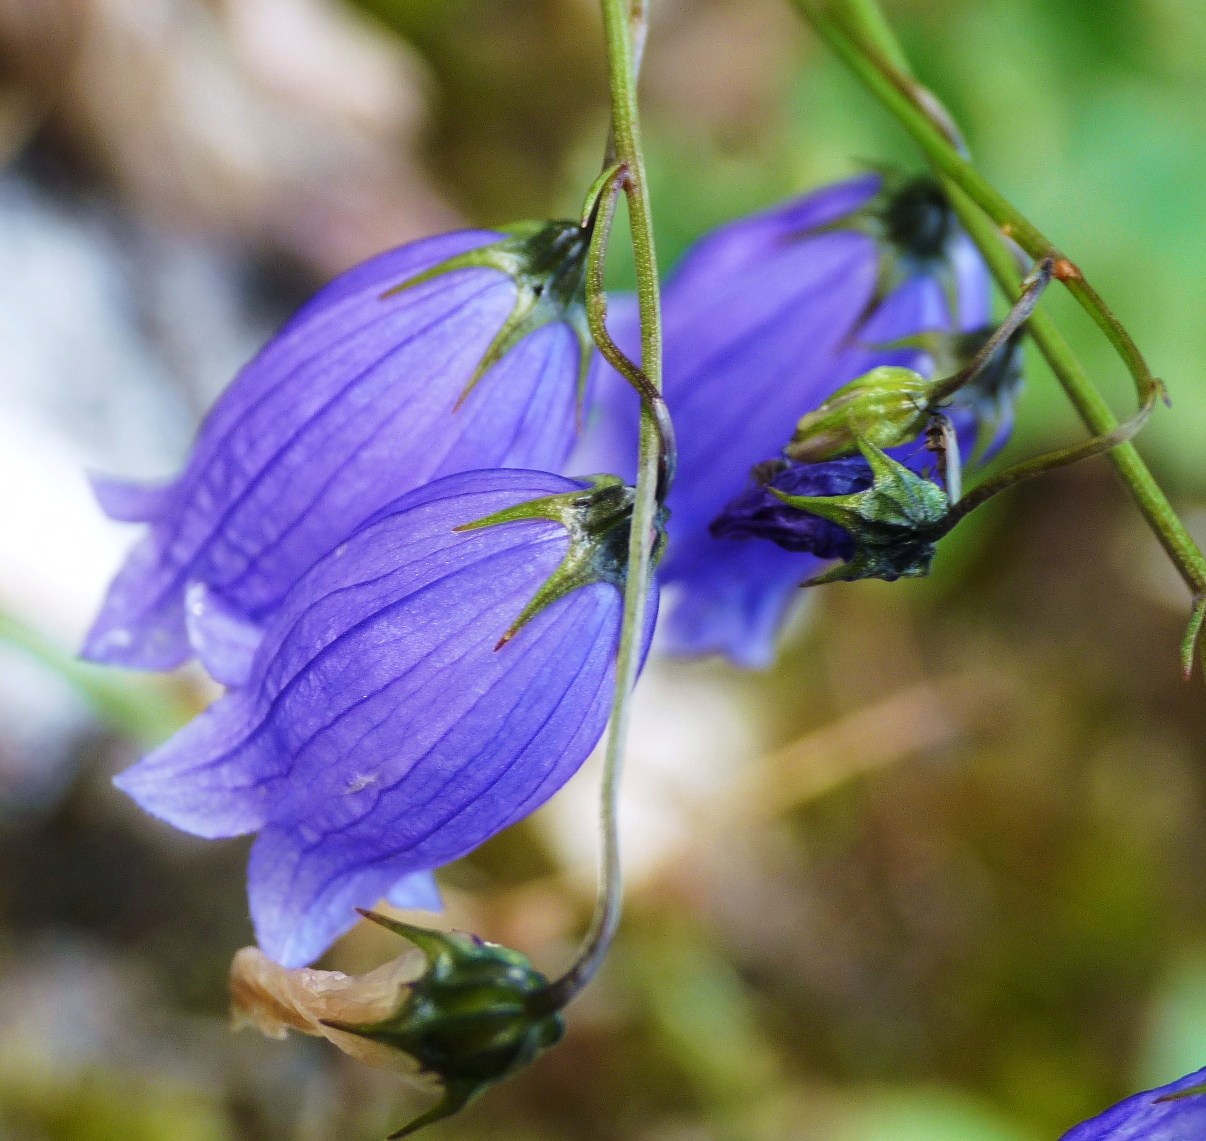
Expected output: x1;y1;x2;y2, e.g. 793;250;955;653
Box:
773;435;950;584
456;476;667;648
803;173;966;325
320;911;565;1139
382;220;593;413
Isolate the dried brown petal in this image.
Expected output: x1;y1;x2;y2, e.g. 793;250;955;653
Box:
229;946;425;1073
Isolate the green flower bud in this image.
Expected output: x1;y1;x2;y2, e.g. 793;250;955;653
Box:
322;911;565;1139
773;435;950;584
785;365;936;463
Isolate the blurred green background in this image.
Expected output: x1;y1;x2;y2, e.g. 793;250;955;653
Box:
1;1;1205;1139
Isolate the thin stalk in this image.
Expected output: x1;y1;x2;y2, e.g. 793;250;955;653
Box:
582;165;677;497
789;0;1206;605
542;0;665;1012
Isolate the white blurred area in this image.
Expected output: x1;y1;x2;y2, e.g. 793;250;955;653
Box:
0;0;453;811
543;650;769;892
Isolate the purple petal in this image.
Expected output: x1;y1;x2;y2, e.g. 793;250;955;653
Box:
112;688;273;838
85;229;587;673
185;583;264;688
667;174;882;297
90;473;173;524
661;535;819;669
386;871;442;913
1060;1068;1206;1141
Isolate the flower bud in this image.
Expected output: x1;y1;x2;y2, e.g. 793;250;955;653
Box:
785;365;935;463
325;913;564;1138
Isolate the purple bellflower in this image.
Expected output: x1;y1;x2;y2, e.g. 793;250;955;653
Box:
576;173;997;667
1060;1067;1206;1140
85;223;596;680
112;468;658;967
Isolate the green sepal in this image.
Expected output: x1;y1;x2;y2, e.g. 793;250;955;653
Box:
786;365;936;462
800;173;964;327
381;220;594;417
321;910;564;1139
456;475;667;648
773;435;949;584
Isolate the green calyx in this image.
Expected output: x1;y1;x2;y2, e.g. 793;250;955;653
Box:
382;220;593;415
786;365;936;463
321;910;564;1139
457;475;668;649
800;172;962;324
774;435;950;585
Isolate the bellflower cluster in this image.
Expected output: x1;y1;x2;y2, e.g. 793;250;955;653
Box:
1060;1067;1206;1140
577;173;1003;667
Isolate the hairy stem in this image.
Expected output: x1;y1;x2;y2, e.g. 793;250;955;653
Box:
542;0;665;1011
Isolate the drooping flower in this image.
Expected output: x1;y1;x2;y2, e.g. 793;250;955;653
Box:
113;468;659;967
85;223;596;678
575;172;1000;667
1059;1066;1206;1140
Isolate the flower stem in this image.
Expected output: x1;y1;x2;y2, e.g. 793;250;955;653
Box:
542;0;664;1012
790;0;1206;604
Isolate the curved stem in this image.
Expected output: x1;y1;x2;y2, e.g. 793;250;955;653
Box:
929;256;1052;404
790;0;1206;603
940;387;1158;535
583;166;677;498
542;0;665;1013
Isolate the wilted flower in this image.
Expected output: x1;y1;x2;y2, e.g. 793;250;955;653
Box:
1059;1066;1206;1140
232;912;564;1138
710;456;873;559
113;468;659;967
713;433;950;585
577;172;997;666
85;222;596;677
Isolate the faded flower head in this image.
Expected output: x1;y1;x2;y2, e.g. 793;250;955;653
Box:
85;222;597;679
1059;1066;1206;1140
232;912;564;1138
574;172;1000;667
113;468;658;967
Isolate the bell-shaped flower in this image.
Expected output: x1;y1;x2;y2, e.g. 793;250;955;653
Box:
112;468;659;967
1058;1066;1206;1140
85;222;597;677
575;173;999;667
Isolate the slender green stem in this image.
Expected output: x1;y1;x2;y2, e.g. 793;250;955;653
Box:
789;0;1206;604
929;256;1052;404
941;387;1157;534
543;0;664;1012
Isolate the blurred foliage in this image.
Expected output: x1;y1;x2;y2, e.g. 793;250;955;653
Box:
2;0;1206;1139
